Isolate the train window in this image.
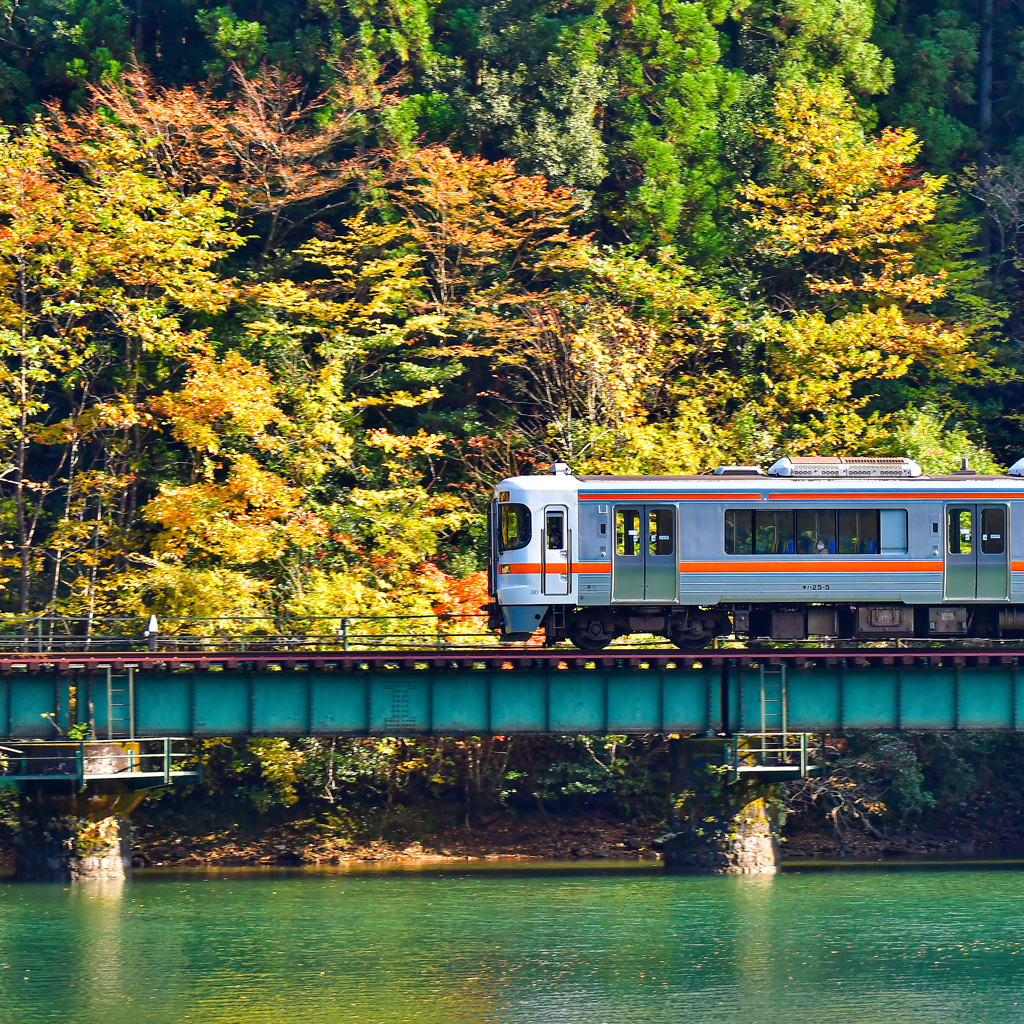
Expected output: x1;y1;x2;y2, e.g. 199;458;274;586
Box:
880;509;908;554
545;511;564;550
725;510;753;554
754;511;795;554
947;508;972;555
838;510;879;554
648;509;674;556
726;509;894;554
797;510;837;554
499;504;531;552
981;507;1004;555
616;510;641;556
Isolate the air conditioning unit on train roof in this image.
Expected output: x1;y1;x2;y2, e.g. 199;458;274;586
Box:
713;465;765;476
768;456;923;478
1010;458;1024;477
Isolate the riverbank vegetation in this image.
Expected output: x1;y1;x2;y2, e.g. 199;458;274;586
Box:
0;0;1023;854
124;731;1024;864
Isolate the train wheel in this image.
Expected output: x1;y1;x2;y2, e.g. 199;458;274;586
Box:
670;622;715;650
671;634;714;650
569;618;614;651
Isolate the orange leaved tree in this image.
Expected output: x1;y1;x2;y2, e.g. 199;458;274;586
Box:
0;124;239;619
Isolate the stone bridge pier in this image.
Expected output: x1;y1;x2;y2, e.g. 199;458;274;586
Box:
655;738;780;875
14;786;145;881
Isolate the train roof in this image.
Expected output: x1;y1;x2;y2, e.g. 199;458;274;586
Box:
496;455;1024;496
574;474;1014;482
494;472;1024;498
573;474;1020;484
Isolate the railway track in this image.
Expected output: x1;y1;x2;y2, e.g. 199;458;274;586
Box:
1;643;1023;672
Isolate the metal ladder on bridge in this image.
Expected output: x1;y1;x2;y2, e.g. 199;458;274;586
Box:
105;666;135;740
760;664;786;737
729;664;816;779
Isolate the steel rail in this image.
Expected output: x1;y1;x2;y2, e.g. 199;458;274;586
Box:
1;645;1022;672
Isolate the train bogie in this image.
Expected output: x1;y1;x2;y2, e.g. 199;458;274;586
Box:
487;456;1024;649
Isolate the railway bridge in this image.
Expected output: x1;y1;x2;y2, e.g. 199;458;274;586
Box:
2;645;1024;744
2;615;1023;878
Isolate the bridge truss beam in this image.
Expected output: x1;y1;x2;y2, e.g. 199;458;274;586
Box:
1;648;1023;740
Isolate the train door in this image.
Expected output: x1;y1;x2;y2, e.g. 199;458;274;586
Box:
645;507;677;601
944;504;1009;600
542;505;570;595
612;507;643;600
612;505;677;602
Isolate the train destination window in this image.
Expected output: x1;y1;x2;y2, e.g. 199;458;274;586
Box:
981;507;1005;554
545;512;564;550
648;509;674;555
499;503;531;552
797;510;837;554
948;508;972;554
838;510;879;554
880;509;908;554
725;510;753;554
616;509;641;556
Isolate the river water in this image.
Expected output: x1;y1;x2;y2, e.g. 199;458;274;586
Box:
1;864;1023;1023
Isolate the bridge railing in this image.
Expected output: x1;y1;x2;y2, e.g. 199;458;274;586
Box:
0;613;513;653
0;738;198;786
4;613;1017;656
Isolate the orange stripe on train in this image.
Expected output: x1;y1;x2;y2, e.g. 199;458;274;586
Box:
679;560;943;573
500;563;578;574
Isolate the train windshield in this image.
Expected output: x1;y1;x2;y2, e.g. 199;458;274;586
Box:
500;503;532;552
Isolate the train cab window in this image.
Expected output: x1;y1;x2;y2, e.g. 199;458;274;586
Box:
725;510;753;554
616;510;641;556
797;510;837;554
545;511;564;550
648;509;674;555
948;508;972;555
838;510;879;554
754;510;795;554
499;504;531;552
981;507;1004;555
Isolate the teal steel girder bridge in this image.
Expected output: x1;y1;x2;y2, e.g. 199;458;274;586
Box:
1;647;1024;741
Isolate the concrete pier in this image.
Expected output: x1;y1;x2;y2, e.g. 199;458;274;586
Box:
15;789;144;881
656;739;780;874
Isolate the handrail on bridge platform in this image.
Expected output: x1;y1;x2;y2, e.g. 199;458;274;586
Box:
0;738;198;790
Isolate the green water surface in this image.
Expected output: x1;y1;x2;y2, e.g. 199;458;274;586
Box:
1;865;1023;1023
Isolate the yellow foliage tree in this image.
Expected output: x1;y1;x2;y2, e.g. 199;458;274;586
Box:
722;81;973;458
0;123;240;619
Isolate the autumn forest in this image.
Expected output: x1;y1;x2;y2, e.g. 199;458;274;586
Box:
0;0;1023;852
0;0;1019;626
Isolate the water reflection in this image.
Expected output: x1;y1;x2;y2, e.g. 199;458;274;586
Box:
0;869;1023;1023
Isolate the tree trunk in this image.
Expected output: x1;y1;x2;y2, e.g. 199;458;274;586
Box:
15;356;28;615
978;0;994;173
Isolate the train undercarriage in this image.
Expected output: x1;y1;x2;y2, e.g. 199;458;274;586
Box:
522;604;1024;651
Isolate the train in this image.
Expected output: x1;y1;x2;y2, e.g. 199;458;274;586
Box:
484;455;1024;649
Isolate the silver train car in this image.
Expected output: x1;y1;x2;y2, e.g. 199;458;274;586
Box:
485;456;1024;649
